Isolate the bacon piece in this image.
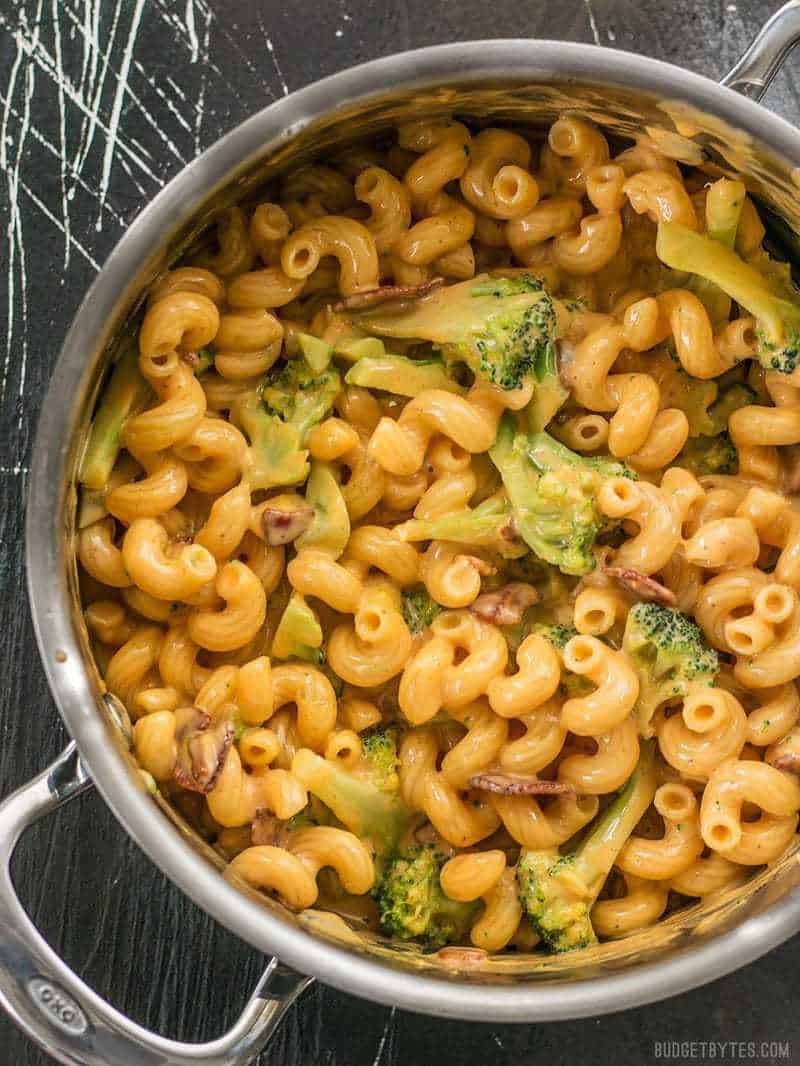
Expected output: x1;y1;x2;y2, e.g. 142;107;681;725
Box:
333;276;445;312
456;554;497;578
603;566;677;606
470;582;539;625
771;754;800;775
261;505;315;546
173;706;233;794
499;516;518;542
468;772;576;797
181;351;201;368
251;809;290;847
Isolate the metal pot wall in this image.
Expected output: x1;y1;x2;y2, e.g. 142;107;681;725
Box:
4;5;800;1063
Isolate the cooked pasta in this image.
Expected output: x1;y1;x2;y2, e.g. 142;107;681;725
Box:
77;115;800;958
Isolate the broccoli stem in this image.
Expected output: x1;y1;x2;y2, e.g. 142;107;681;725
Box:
345;355;464;396
571;741;657;897
657;222;789;348
396;493;514;548
690;179;746;326
291;748;409;854
79;342;151;490
705;179;745;248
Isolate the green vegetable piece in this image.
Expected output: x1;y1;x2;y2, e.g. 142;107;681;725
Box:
334;336;387;363
295;461;350;559
271;592;324;663
194;348;214;375
261;361;341;442
346;354;464;396
396;491;522;557
706;178;746;249
77;489;109;529
689;178;746;325
490;416;635;576
346;273;559;391
375;844;479;948
657;221;800;374
523;329;568;432
401;587;443;635
238;361;341;489
237;393;309;489
703;383;756;437
79;342;151;490
297;333;334;373
677;434;738;477
360;727;403;794
533;622;578;650
291;742;410;856
623;601;719;738
517;742;658;953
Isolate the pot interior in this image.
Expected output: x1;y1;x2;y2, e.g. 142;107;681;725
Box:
63;66;800;987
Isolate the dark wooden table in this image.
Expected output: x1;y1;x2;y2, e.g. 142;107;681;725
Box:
0;1;798;1062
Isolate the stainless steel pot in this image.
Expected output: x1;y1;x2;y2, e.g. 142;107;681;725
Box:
4;6;800;1063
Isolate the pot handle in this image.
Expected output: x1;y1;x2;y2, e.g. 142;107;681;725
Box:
0;743;311;1065
722;1;800;99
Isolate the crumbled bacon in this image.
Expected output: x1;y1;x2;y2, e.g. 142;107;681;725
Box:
456;554;497;577
603;566;677;606
499;517;518;542
468;773;576;797
261;505;315;546
470;582;539;625
769;752;800;776
333;277;445;312
251;809;290;847
173;706;233;794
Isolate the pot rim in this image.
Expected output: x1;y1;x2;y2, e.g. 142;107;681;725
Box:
26;39;800;1021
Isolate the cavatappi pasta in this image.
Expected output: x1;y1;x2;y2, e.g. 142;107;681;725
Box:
77;114;800;957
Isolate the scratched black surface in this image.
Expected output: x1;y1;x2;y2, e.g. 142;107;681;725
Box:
0;1;799;1063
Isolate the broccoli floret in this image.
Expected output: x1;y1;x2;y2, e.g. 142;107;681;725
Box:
673;382;754;476
291;744;409;855
703;383;757;436
490;416;635;576
657;221;800;374
360;727;402;793
375;844;479;948
533;622;578;650
623;602;719;738
236;360;340;489
401;587;443;635
517;743;657;953
262;360;341;441
344;273;558;391
394;491;523;558
677;433;738;477
529;622;594;697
